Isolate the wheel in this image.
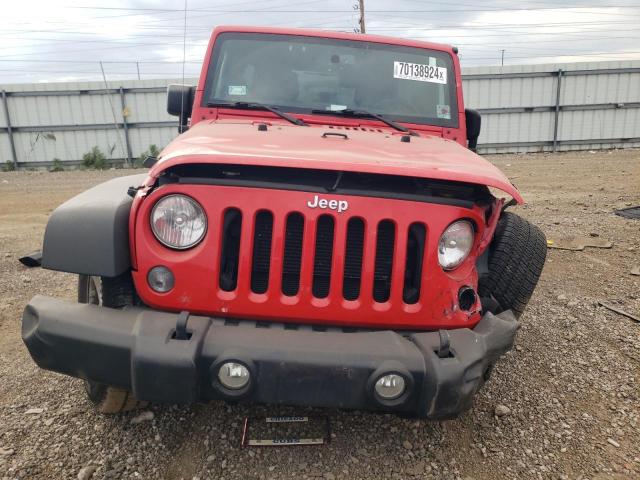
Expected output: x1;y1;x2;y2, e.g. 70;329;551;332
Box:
478;212;547;318
78;274;146;414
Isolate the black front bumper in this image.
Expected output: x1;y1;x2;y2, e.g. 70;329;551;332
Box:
22;296;518;419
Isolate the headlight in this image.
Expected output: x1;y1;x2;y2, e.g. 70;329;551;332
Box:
151;194;207;249
438;220;474;270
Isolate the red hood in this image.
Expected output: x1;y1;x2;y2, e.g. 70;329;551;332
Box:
153;120;523;203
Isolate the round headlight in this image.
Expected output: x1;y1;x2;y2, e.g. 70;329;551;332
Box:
151;194;207;249
438;220;474;270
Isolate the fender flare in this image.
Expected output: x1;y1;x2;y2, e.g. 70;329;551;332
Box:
42;174;147;277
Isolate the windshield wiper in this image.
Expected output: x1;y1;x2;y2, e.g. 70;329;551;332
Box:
311;108;419;136
206;101;308;126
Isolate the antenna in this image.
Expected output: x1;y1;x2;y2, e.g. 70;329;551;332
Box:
353;0;367;33
99;61;129;166
179;0;188;133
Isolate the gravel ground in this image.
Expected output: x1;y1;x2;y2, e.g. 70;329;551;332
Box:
1;149;639;480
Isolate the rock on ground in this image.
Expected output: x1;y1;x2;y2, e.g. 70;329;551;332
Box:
0;151;639;479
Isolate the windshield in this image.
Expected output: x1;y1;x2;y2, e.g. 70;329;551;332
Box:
204;32;458;128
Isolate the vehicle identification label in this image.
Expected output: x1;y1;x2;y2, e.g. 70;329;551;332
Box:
228;85;247;95
437;104;451;119
393;61;447;84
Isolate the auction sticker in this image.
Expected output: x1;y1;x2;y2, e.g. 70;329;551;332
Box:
393;61;447;84
228;85;247;95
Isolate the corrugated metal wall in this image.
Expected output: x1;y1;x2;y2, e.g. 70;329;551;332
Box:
1;60;639;166
463;60;640;153
0;79;188;167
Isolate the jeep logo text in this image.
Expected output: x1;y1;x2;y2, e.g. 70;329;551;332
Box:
307;195;348;213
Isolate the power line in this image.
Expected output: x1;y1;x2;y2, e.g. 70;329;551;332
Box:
2;26;637;46
398;28;640;39
0;69;199;74
59;5;640;15
365;20;640;30
0;38;207;59
461;50;640;60
7;34;638;53
0;59;202;64
4;19;637;37
455;37;640;49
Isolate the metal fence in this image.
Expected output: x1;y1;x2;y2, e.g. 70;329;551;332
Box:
464;60;640;154
0;78;180;168
1;60;639;167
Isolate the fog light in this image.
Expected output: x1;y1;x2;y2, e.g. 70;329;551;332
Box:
218;362;250;390
147;266;174;293
374;374;406;400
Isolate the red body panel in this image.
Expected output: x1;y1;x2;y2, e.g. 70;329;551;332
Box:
129;26;524;330
132;184;486;329
153;121;522;202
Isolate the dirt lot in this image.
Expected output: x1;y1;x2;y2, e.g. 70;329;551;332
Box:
0;149;639;480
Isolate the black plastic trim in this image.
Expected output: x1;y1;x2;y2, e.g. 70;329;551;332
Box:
172;177;476;209
41;174;146;277
22;295;518;419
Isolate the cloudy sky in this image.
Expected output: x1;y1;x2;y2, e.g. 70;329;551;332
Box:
2;0;639;84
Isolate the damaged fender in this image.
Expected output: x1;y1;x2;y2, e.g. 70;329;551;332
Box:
41;174;146;277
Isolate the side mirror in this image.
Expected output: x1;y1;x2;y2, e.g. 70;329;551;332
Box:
167;85;195;133
465;108;481;152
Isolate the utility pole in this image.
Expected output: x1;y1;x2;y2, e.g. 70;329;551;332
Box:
358;0;366;33
501;49;505;67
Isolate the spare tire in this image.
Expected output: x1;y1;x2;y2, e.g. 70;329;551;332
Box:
478;212;546;318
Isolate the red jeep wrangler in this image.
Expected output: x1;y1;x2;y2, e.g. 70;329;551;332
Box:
23;26;546;419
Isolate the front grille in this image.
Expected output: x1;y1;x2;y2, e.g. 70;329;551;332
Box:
281;213;304;296
312;215;335;298
219;208;242;291
218;208;426;304
373;220;395;303
343;218;365;301
250;210;273;294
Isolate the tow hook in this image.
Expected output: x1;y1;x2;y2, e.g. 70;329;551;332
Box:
173;310;192;340
437;330;451;358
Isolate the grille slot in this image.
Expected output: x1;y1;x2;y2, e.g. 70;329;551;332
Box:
343;217;365;300
219;208;242;291
216;206;427;307
250;210;274;294
373;220;395;303
312;215;335;298
281;212;304;296
403;223;426;304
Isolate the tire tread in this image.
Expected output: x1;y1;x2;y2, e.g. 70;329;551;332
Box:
478;212;546;317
